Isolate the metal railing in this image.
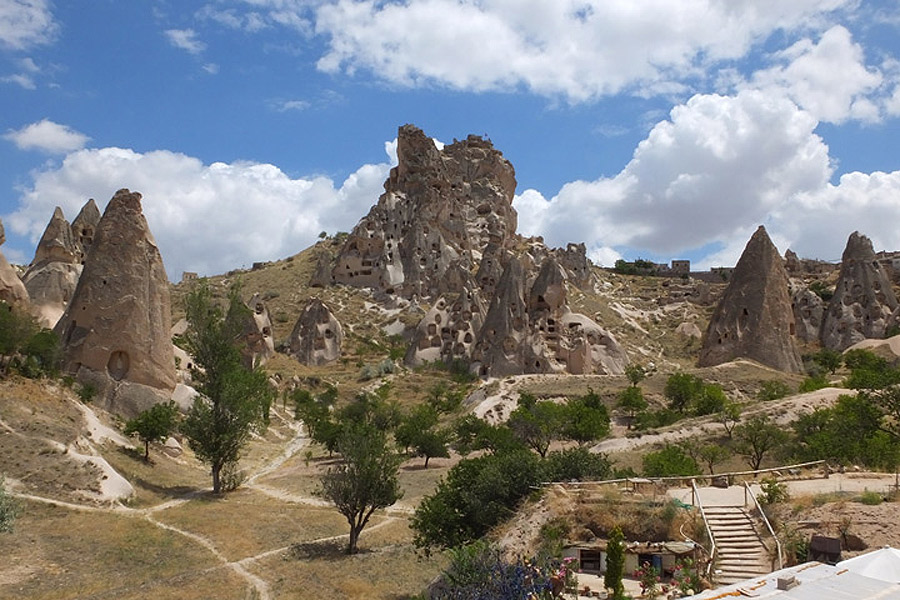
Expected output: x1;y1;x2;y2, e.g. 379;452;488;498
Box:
744;481;783;571
692;478;717;582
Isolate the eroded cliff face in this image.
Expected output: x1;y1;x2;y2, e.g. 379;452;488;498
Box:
327;125;625;377
289;298;343;367
699;226;803;373
821;231;899;351
55;189;176;418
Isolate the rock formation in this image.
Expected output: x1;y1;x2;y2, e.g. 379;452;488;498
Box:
70;198;101;263
241;293;275;368
289;298;343;366
22;204;92;326
791;286;825;344
406;286;487;366
699;226;803;372
54;189;176;417
0;218;29;307
821;231;899;351
330;124;518;298
471;258;529;377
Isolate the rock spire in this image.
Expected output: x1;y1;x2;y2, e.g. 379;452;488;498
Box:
55;189;176;417
289;298;343;366
699;226;803;372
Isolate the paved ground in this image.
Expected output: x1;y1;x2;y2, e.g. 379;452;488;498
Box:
668;473;898;507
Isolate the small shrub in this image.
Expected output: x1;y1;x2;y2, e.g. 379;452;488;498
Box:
798;375;829;393
757;477;789;506
859;490;883;506
758;380;791;402
77;382;97;403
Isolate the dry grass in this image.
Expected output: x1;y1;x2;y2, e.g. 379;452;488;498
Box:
0;501;225;600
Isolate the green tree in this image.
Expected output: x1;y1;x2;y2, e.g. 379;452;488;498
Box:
395;404;439;453
507;399;566;457
563;396;611;445
605;525;626;600
664;372;704;412
0;476;21;533
124;400;179;461
617;385;647;429
180;283;273;493
734;415;789;471
757;380;791;402
452;415;523;455
318;423;403;554
698;444;731;475
812;348;842;375
694;383;727;416
543;447;613;482
642;445;701;477
0;301;60;378
625;364;647;387
718;401;742;438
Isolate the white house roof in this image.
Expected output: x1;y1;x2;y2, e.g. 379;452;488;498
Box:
837;547;900;583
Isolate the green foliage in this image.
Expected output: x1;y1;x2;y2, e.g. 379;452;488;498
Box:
843;349;900;390
124;400;179;461
757;380;792;402
318;423;403;554
412;449;544;552
664;372;704;412
734;415;789;471
0;476;22;533
452;415;523;456
809;280;833;301
719;401;741;437
792;393;900;470
756;477;789;506
635;408;680;431
180;282;273;493
798;375;829;393
396;403;450;467
642;445;701;477
697;443;731;475
563;394;611;445
859;490;883;506
76;382;97;403
617;385;647;427
605;525;626;600
434;541;576;600
0;301;60;378
543;447;612;482
637;561;662;599
625;364;647;387
694;383;727;416
811;349;842;375
426;382;464;414
508;400;566;458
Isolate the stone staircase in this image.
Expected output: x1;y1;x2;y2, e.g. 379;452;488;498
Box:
703;506;774;585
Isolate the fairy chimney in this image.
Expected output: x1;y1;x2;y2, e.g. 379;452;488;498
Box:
699;226;803;372
54;189;176;417
289;298;343;366
821;231;899;351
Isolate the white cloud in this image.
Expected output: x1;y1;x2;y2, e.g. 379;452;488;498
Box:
312;0;853;101
1;72;35;89
4;119;90;153
202;63;220;74
165;28;206;55
747;25;884;124
6;145;394;279
273;99;310;112
0;0;57;50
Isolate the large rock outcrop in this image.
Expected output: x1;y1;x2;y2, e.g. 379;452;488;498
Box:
329;124;517;297
289;298;343;366
791;285;826;344
699;226;803;372
406;286;487;367
22;202;98;326
821;231;899;351
54;189;176;417
241;293;275;368
0;218;29;307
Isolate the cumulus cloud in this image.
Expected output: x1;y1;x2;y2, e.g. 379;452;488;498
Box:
747;25;884;124
165;28;206;55
312;0;853;101
4;119;90;153
0;0;57;50
1;72;35;89
6;145;394;279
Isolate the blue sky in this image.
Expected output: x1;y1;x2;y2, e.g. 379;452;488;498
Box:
2;0;900;279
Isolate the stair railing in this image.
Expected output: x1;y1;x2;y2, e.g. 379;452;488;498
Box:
744;481;783;571
691;478;717;583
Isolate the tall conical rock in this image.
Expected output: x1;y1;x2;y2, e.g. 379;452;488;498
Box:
55;189;176;417
791;285;825;343
331;124;517;298
472;258;528;377
31;207;78;266
289;298;343;366
0;218;29;307
699;226;802;372
70;198;101;263
241;293;275;368
821;231;899;351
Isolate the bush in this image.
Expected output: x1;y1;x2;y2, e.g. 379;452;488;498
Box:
543;447;612;482
798;375;829;393
757;477;789;506
77;382;97;403
859;490;883;506
642;445;700;477
757;380;791;402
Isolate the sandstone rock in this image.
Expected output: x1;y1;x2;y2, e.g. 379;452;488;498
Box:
471;258;528;377
241;293;275;368
309;248;334;288
0;218;5;246
331;124;517;298
289;298;343;366
821;231;899;351
22;261;81;327
405;286;487;367
55;189;176;418
0;249;28;307
31;207;79;266
791;285;825;343
71;198;101;263
699;226;803;372
676;322;703;339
